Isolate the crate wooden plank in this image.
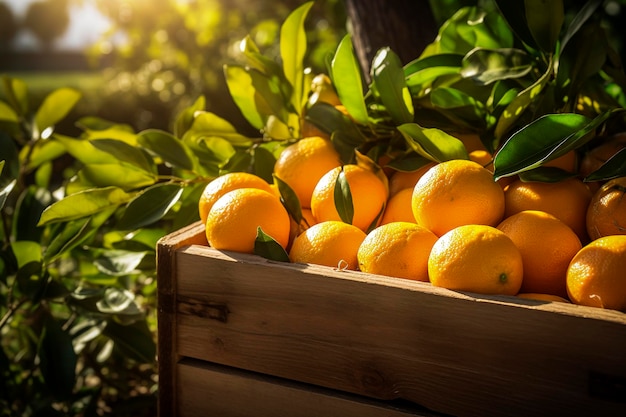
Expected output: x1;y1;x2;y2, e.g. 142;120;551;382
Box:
177;358;441;417
158;222;626;417
157;222;209;417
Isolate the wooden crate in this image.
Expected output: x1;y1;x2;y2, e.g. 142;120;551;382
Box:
157;221;626;417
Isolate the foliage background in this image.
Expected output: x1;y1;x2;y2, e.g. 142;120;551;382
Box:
1;0;625;416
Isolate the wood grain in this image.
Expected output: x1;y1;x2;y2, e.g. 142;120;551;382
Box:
161;222;626;417
177;358;440;417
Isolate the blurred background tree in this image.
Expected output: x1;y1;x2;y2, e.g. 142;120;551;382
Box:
87;0;347;133
0;2;18;48
23;0;71;49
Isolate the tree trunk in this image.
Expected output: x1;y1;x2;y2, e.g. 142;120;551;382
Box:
344;0;438;82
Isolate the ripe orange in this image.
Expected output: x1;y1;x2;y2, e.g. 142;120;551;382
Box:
289;221;366;270
357;222;438;281
273;136;342;208
380;188;416;225
205;188;290;254
428;224;523;295
198;172;274;225
311;164;388;232
497;210;582;298
412;159;505;237
388;162;437;197
586;177;626;240
566;235;626;311
504;178;593;242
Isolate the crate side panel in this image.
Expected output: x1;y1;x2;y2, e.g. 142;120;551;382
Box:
174;245;626;417
176;359;440;417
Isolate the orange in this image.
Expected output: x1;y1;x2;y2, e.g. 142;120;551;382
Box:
566;235;626;311
198;172;274;225
516;293;570;303
452;132;487;152
273;136;342;208
205;188;290;254
412;159;505;237
428;224;523;295
289;220;366;270
504;178;593;242
380;188;416;225
497;210;582;298
357;222;438;281
586;177;626;240
388;162;437;197
311;164;388;232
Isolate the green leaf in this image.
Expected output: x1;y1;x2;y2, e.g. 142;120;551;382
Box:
334;168;354;225
23;139;66;171
559;0;602;51
91;139;156;174
183;135;235;177
0;100;18;122
77;164;156;190
493;1;538;50
174;95;205;138
493;111;616;179
13;186;52;242
224;65;266;130
461;48;532;85
117;183;183;230
330;35;369;124
371;47;414;124
187;111;253;146
103;319;155;363
11;241;42;268
0;179;15;211
16;261;45;300
304;102;364;146
518;166;577;182
253;146;277;184
39;186;132;225
273;174;302;224
524;0;563;53
95;253;146;277
44;217;94;263
254;227;290;262
494;60;553;140
584;148;626;182
556;23;608;105
2;77;29;116
239;35;285;78
280;1;313;114
35;88;82;134
54;134;119;165
404;53;463;91
137;129;194;170
0;132;19;180
39;316;77;400
248;68;291;124
398;123;470;162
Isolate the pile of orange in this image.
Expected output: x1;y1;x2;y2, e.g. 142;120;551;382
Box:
198;133;626;313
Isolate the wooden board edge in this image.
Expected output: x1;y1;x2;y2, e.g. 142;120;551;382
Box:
156;221;207;417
